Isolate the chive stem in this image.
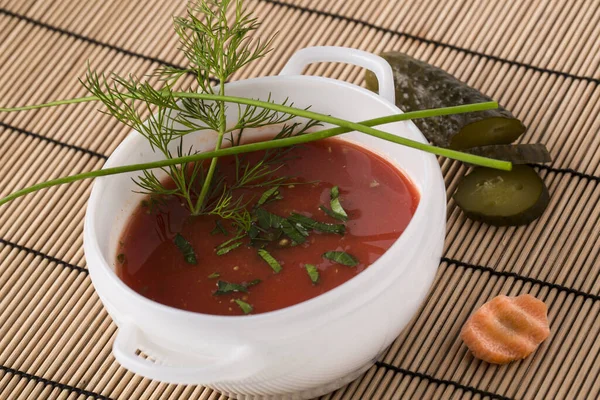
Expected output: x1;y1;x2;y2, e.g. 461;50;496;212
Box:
0;102;509;208
0;93;504;169
0;96;98;112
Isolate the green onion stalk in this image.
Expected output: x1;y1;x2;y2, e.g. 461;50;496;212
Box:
0;96;509;208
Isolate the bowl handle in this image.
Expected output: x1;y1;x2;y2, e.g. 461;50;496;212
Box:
113;322;260;384
279;46;395;104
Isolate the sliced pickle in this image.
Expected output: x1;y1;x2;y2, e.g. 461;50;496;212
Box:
365;52;526;150
453;166;549;226
466;144;552;165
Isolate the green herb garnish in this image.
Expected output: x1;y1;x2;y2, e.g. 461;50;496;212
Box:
248;224;260;239
208;272;220;279
246;279;261;287
216;241;243;255
323;251;359;267
330;186;346;214
249;227;283;246
173;234;197;264
280;220;307;244
288;213;345;235
319;205;340;220
214;280;249;295
321;186;348;221
305;264;320;284
251;209;298;246
214;279;260;295
235;299;253;314
292;221;310;237
117;253;126;264
256;208;285;230
258;249;282;273
257;186;281;206
215;232;246;252
210;220;229;236
140;196;162;214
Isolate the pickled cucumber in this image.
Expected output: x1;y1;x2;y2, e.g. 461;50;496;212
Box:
365;52;526;150
466;144;552;164
453;166;549;226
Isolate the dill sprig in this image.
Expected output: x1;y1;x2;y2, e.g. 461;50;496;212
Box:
79;0;308;224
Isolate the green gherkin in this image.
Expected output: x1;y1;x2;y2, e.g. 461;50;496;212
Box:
365;52;526;150
453;166;550;226
466;144;551;165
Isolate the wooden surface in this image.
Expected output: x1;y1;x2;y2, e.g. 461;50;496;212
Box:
1;0;600;399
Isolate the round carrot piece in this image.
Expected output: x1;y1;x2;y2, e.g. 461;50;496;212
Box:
460;294;550;364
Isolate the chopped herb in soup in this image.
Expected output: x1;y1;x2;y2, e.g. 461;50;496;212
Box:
117;138;418;315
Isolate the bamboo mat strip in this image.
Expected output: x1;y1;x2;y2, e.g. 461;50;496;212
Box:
1;2;600;84
1;0;599;399
0;123;108;160
0;8;187;71
256;0;600;82
0;364;113;400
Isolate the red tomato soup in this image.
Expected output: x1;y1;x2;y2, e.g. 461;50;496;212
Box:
117;138;419;315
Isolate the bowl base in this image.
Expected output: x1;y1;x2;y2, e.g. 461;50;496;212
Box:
213;361;373;400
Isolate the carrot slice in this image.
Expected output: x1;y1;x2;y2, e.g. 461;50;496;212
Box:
460;294;550;364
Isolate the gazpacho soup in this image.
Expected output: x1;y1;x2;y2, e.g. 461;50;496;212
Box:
117;138;419;315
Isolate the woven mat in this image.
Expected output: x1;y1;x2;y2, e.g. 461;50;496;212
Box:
1;0;599;399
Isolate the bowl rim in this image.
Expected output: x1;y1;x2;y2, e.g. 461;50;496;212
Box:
83;74;445;325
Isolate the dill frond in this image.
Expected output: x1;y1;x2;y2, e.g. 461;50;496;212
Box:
79;0;320;228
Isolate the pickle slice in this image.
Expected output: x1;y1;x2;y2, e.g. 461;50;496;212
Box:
365;52;526;149
466;144;552;165
453;166;549;226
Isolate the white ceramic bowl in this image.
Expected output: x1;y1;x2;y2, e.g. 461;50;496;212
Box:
84;47;446;399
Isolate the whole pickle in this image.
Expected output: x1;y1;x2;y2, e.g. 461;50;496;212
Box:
365;52;526;150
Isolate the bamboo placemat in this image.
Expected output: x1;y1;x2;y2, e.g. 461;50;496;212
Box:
1;0;599;399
